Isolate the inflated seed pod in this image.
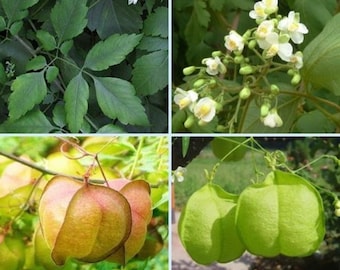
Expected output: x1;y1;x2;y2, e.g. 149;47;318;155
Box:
178;183;245;265
235;170;325;257
39;176;132;265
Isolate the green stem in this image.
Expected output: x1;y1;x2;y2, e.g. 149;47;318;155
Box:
14;35;36;56
280;90;340;112
129;137;144;179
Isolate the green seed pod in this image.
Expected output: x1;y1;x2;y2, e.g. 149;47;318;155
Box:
236;170;325;257
183;66;196;76
178;183;245;265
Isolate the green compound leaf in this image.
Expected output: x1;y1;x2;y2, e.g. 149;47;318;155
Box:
51;0;88;43
84;34;143;71
0;0;38;24
132;50;168;96
36;30;56;51
64;73;89;133
303;14;340;95
236;170;325;257
0;110;54;133
93;76;149;126
8;72;47;120
87;0;142;39
143;7;168;38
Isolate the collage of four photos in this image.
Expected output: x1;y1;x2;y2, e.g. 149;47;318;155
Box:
0;0;340;269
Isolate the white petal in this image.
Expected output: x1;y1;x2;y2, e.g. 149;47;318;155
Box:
298;23;309;34
291;32;304;44
278;43;293;62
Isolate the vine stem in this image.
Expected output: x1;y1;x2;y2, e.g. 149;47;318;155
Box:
0;150;101;182
280;89;340;112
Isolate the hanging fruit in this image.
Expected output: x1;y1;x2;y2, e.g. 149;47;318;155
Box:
235;170;325;257
178;183;245;265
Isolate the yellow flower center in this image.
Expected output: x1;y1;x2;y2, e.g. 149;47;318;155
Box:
288;22;299;32
198;104;211;117
266;44;279;58
179;97;190;109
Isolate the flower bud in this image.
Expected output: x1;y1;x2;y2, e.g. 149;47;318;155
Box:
287;69;295;76
183;66;196;76
209;79;217;87
239;65;255;75
335;200;340;209
212;51;223;57
270;84;280;95
193;79;205;88
335;208;340;217
260;104;270;117
234;55;244;64
239;87;251;100
291;74;301;85
248;40;257;50
184;115;195;129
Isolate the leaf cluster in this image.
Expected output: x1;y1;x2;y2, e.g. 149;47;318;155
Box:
0;0;168;133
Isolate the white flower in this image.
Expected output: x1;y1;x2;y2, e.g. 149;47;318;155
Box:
224;30;244;52
249;0;278;21
172;166;186;182
174;88;198;110
260;32;293;62
256;20;275;40
128;0;138;4
262;109;283;128
202;56;226;75
278;11;308;44
290;51;303;69
193;97;216;123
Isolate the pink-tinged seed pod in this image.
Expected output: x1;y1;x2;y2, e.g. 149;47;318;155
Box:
107;179;152;265
39;176;132;265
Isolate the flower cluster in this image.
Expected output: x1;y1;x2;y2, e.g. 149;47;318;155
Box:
173;0;309;131
174;88;216;126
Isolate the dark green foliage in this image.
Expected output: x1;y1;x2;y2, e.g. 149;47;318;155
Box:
0;0;168;133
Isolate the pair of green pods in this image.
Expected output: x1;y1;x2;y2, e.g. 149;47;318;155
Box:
178;170;325;265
